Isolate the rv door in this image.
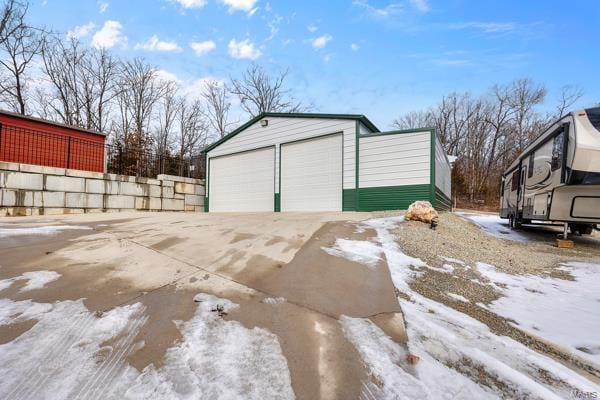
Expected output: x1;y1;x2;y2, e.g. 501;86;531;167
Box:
517;163;527;211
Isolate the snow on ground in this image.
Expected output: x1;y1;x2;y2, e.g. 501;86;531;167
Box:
321;238;382;268
0;270;61;292
0;293;294;399
338;216;599;399
446;292;469;303
477;261;600;366
126;293;294;400
456;213;531;242
0;225;92;237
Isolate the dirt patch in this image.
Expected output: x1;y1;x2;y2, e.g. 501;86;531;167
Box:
152;236;184;251
229;232;257;244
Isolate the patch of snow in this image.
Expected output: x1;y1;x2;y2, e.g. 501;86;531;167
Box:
0;270;61;292
0;225;92;237
477;261;600;366
340;315;497;399
446;292;469;303
261;297;286;305
348;216;599;399
125;293;294;399
321;238;382;268
440;256;465;265
425;263;455;274
0;298;146;400
0;293;295;399
456;213;530;242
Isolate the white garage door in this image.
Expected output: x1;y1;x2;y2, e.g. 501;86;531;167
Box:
281;134;343;211
209;147;274;212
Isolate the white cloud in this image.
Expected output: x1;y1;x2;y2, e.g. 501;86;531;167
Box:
92;20;126;49
310;34;332;49
136;35;181;52
409;0;429;12
174;0;207;8
449;21;516;33
351;43;360;51
155;70;182;84
307;24;318;32
221;0;258;14
98;1;109;13
228;38;261;60
352;0;402;18
190;40;216;55
67;22;96;39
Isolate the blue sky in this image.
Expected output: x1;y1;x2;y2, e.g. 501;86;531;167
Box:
29;0;600;129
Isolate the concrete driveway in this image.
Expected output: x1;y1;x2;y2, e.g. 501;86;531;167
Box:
0;211;404;400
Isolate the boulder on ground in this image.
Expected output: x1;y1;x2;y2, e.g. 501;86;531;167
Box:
405;201;439;224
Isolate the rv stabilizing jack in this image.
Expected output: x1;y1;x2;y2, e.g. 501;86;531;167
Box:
563;222;568;240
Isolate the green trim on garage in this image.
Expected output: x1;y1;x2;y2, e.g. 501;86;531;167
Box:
357;184;433;212
274;193;280;212
435;187;452;211
204;197;208;212
343;189;358;211
355;121;360;211
430;130;436;209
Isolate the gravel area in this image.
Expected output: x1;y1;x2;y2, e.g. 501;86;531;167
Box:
393;212;600;380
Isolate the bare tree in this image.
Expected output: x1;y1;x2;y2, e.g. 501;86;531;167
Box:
0;0;42;114
154;86;180;155
554;84;584;119
175;98;208;162
229;64;304;117
391;109;433;130
201;79;233;138
116;58;172;144
508;78;546;152
0;0;22;46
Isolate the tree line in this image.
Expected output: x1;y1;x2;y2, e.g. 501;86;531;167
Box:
393;79;587;208
0;0;303;161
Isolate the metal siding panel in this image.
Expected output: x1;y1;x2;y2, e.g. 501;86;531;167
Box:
280;134;343;211
359;132;431;187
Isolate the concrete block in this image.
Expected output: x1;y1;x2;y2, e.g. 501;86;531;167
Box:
174;193;185;200
4;172;44;190
20;164;65;176
119;181;148;197
42;208;84;215
194;185;206;196
162;186;174;198
135;197;150;210
66;192;86;208
86;179;119;195
174;182;195;195
158;174;201;184
6;207;31;216
135;177;161;186
105;195;135;209
0;161;20;171
45;175;85;192
42;192;65;208
184;194;203;206
160;179;174;187
185;204;195;211
161;198;184;211
0;172;4;188
86;194;104;208
66;169;104;179
0;189;16;206
194;206;204;212
8;190;42;207
149;197;161;210
149;185;161;198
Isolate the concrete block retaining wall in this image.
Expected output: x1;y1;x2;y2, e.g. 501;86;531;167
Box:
0;162;205;217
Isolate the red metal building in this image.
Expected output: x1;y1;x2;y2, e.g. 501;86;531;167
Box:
0;110;106;173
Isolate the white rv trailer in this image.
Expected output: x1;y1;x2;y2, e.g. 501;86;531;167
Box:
500;107;600;235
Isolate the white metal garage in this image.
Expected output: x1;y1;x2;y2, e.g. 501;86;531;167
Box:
203;112;452;212
280;134;343;211
208;147;274;212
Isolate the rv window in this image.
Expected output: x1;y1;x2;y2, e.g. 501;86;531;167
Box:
528;153;534;178
511;170;519;191
551;132;564;171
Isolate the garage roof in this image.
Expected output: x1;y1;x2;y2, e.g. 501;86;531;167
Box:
203;112;380;153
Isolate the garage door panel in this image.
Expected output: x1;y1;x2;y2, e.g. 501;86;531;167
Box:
281;135;342;211
210;147;274;212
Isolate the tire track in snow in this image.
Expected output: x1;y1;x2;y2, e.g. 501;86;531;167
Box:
6;311;95;400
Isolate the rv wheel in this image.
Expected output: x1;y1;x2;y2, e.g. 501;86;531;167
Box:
509;215;515;229
569;224;594;235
